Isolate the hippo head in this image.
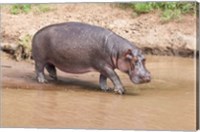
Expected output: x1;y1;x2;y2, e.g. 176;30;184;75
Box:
117;48;151;84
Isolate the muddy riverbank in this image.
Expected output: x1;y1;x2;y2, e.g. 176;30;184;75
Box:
1;54;196;130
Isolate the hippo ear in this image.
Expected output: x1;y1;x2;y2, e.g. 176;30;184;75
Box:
125;49;133;60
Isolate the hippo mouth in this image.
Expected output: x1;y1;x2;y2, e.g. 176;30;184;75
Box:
130;76;151;84
130;76;142;84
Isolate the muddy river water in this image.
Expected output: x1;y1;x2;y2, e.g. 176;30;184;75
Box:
1;56;197;130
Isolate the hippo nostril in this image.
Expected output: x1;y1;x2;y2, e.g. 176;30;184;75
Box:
139;75;151;83
143;76;151;82
146;76;151;82
146;78;151;82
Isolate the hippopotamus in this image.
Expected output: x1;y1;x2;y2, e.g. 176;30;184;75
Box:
32;22;151;94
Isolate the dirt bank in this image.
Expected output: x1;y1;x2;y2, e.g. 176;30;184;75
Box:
1;3;197;58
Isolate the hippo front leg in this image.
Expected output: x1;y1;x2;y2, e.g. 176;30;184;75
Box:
99;74;112;91
100;66;125;95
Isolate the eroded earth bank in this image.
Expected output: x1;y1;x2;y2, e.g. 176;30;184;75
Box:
1;3;197;58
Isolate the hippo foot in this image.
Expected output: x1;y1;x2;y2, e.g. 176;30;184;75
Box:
114;87;125;95
101;86;113;92
37;77;48;83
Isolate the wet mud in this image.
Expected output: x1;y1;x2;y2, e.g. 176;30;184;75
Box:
1;56;196;130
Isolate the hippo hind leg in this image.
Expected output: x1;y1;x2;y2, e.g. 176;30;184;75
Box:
45;63;57;80
35;61;48;83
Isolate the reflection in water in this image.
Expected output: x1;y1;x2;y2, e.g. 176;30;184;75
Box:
2;56;196;130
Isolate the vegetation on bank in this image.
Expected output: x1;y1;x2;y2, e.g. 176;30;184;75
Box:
120;2;196;22
6;2;196;22
9;4;54;15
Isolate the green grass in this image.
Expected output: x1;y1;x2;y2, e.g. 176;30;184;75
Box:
161;9;181;22
134;3;153;13
120;2;196;22
9;4;53;15
10;4;31;14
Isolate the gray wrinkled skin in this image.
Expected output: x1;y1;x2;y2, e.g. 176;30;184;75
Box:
32;22;151;95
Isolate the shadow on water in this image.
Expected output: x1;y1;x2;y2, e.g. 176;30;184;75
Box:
56;77;99;89
6;71;140;95
46;76;140;96
47;76;101;91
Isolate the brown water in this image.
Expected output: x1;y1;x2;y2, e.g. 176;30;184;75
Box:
1;56;196;130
